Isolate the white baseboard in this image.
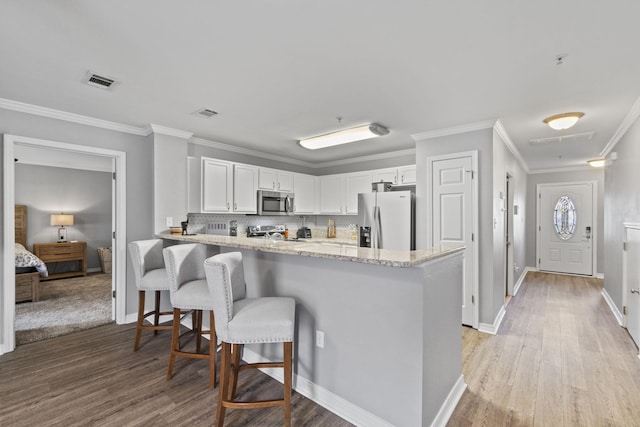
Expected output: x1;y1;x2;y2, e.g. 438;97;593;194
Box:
478;304;506;335
430;375;467;427
595;272;605;279
601;288;624;326
87;267;102;273
513;266;535;295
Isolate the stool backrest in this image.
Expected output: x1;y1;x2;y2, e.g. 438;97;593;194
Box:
204;252;247;339
129;239;164;285
163;243;208;293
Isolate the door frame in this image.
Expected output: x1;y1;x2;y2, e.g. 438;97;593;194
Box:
2;134;127;354
426;150;479;329
535;181;598;276
623;222;640;332
505;171;515;297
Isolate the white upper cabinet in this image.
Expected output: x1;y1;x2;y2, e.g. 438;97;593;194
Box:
293;173;316;214
202;158;233;213
372;168;398;185
258;168;294;192
319;175;344;214
233;163;258;213
345;172;372;214
398;165;417;185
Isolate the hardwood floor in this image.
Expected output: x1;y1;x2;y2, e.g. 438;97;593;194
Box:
3;271;639;426
449;271;640;427
0;323;353;427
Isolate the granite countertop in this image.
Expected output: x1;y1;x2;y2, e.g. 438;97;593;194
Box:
157;233;464;268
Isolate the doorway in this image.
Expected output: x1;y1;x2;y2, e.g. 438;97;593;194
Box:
536;182;596;276
2;134;127;354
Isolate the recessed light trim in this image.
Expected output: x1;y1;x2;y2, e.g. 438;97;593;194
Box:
543;112;584;130
298;123;389;150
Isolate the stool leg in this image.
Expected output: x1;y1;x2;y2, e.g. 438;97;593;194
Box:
283;341;292;427
134;290;145;351
167;307;181;381
216;342;232;427
196;310;203;353
209;310;217;388
230;344;242;399
153;290;161;334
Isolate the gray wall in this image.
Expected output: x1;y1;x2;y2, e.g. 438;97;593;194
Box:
1;107;154;351
603;115;640;311
525;168;605;275
154;133;189;234
15;163;112;270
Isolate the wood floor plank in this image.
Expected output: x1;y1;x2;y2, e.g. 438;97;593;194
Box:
449;271;640;427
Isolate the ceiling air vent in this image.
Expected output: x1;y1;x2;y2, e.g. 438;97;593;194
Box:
82;71;118;90
193;108;219;118
529;131;595;146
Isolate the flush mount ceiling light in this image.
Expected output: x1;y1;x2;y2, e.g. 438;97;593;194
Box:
298;123;389;150
543;112;584;130
587;159;606;168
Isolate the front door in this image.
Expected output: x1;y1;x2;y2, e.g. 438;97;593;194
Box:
537;182;594;276
429;151;476;327
624;225;640;350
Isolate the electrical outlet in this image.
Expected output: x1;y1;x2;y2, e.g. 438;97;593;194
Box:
316;330;325;348
166;217;173;227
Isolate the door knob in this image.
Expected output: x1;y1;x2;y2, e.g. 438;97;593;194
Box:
631;289;640;294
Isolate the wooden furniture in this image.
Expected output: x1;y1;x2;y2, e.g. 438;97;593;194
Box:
15;204;41;302
33;241;87;281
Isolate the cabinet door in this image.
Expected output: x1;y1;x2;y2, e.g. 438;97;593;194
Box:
233;164;258;213
319;175;344;214
277;171;294;192
345;172;372;214
399;165;417;184
372;168;398;185
293;173;316;214
258;168;277;190
202;159;232;212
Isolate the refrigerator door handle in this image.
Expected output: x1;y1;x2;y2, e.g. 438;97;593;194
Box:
373;205;382;249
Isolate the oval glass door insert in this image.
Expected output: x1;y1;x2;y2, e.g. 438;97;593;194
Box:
553;195;577;240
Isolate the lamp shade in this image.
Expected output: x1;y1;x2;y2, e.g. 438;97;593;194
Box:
51;214;74;226
543;112;584;131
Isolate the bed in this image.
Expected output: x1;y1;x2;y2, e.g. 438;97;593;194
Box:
15;205;48;302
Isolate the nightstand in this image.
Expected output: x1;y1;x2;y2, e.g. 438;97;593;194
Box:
33;241;87;281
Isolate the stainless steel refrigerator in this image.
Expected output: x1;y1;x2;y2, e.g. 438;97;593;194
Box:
357;190;415;250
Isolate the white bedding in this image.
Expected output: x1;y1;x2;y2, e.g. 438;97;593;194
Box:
15;243;49;277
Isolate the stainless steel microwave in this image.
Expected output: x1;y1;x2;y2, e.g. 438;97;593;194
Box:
257;190;295;216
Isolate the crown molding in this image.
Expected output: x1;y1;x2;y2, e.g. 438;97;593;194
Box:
494;120;530;173
0;97;148;136
600;95;640;158
147;124;193;139
527;164;595;175
410;119;497;141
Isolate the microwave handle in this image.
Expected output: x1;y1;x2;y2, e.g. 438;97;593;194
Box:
285;195;293;214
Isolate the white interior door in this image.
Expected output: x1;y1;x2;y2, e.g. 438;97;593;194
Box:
538;183;594;276
430;153;476;326
624;225;640;350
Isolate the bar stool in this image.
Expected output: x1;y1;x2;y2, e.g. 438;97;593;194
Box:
163;243;217;388
129;239;175;351
204;251;295;427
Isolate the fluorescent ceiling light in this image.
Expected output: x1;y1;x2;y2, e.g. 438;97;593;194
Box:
587;159;606;167
299;124;389;150
543;112;584;130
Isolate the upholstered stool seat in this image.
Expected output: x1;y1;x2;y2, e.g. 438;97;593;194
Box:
204;251;295;427
163;243;217;388
128;239;175;351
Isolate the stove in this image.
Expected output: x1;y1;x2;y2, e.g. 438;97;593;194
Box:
246;224;286;237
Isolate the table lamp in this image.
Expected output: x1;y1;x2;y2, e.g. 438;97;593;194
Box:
51;213;74;242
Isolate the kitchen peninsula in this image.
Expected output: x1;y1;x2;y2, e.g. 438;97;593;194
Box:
159;233;465;427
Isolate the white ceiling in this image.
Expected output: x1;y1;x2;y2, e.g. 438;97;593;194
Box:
2;1;640;171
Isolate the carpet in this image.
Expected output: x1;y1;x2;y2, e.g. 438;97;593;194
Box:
15;273;112;345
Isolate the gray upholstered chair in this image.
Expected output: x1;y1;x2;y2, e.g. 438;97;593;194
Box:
128;239;174;351
204;251;295;427
163;243;217;388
